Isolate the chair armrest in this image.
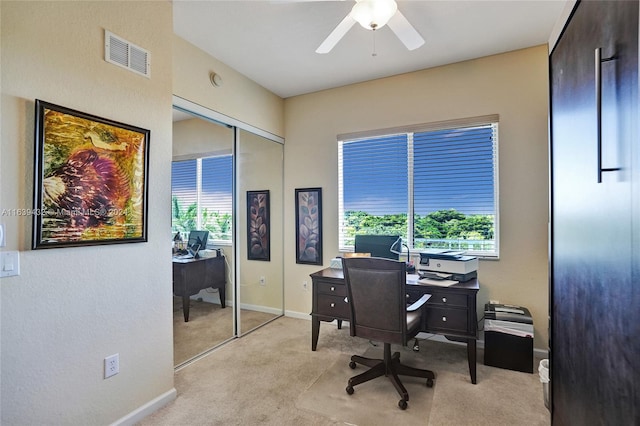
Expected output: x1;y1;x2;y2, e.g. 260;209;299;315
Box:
407;294;431;312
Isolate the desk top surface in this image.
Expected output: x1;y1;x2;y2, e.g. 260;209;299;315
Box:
172;255;223;264
310;267;479;291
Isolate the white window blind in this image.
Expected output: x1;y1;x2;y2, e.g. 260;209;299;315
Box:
171;155;233;242
339;117;499;257
339;134;408;248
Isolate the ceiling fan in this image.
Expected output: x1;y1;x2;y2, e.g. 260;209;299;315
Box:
316;0;425;54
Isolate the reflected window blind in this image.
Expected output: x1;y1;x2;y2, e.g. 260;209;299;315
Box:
171;160;197;232
171;155;233;240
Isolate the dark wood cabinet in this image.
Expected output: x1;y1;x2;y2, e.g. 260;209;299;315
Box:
550;1;639;424
310;267;479;383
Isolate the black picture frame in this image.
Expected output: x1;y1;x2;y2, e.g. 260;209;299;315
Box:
32;100;149;249
247;190;270;261
295;187;323;265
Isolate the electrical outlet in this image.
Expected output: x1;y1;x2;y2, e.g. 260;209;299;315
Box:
302;280;309;291
104;353;119;379
259;276;266;286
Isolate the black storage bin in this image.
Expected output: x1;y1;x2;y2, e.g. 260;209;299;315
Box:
483;304;534;373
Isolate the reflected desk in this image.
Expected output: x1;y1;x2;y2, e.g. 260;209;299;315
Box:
310;267;480;384
173;256;226;322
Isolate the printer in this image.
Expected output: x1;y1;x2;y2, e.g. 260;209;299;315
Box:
417;250;478;282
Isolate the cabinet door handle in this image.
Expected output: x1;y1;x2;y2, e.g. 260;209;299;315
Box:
442;316;447;322
330;286;335;292
595;47;619;183
330;303;335;308
442;297;447;303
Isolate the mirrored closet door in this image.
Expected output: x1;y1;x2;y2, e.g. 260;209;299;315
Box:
171;105;235;366
236;128;284;335
171;97;284;367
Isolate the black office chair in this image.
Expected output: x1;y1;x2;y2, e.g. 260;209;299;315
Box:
342;257;435;410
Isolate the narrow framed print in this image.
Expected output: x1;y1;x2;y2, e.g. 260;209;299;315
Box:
247;190;270;261
295;187;322;265
32;100;149;249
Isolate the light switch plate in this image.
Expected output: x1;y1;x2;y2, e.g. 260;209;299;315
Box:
0;251;20;278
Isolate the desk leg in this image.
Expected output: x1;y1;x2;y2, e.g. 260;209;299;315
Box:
182;294;190;322
219;285;226;308
312;317;320;351
467;338;477;384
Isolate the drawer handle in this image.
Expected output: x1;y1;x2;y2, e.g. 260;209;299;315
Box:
442;297;447;303
330;286;335;292
442;316;447;322
330;303;335;308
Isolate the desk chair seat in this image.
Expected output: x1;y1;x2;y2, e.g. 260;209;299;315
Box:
342;257;435;410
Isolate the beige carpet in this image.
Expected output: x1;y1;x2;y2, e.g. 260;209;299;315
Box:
142;317;550;426
297;347;435;424
173;297;278;365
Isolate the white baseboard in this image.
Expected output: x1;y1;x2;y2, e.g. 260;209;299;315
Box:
110;388;176;426
241;302;282;315
285;310;311;320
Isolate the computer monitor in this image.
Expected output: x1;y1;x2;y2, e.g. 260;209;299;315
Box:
354;234;400;260
187;230;209;257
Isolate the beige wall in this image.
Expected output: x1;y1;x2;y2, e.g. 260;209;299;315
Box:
173;36;285;138
283;45;550;350
1;2;175;424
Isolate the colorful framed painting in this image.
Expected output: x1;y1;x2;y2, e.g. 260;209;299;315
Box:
32;100;149;249
247;190;270;261
295;187;322;265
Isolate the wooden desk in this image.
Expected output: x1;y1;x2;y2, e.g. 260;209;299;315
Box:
173;256;226;322
310;267;480;384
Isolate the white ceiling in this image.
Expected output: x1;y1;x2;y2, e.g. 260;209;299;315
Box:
173;0;568;98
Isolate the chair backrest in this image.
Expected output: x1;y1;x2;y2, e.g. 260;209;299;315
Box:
342;257;407;345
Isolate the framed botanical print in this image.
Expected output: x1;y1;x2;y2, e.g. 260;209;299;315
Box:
247;190;270;261
295;187;322;265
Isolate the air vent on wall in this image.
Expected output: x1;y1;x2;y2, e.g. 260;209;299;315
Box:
104;30;150;78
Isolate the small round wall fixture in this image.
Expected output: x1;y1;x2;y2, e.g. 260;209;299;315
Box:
209;72;223;87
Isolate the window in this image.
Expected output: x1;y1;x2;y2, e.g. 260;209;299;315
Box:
338;116;499;257
171;155;233;243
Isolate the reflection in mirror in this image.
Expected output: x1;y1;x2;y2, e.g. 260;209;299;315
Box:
172;107;235;366
237;128;284;335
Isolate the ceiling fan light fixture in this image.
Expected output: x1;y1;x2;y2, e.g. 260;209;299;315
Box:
351;0;398;31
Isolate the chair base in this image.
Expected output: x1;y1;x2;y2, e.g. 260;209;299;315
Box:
345;342;435;409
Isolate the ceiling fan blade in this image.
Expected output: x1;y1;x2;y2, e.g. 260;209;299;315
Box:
387;10;425;51
316;14;356;54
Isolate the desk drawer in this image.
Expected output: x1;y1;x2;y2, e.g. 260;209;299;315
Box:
317;281;347;297
316;294;349;319
425;307;468;334
427;291;468;308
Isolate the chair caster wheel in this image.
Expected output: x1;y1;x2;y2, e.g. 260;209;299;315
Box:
346;385;354;395
398;399;408;410
426;378;434;388
349;361;357;369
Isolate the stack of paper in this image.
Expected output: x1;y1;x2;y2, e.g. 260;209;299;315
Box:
418;278;458;286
